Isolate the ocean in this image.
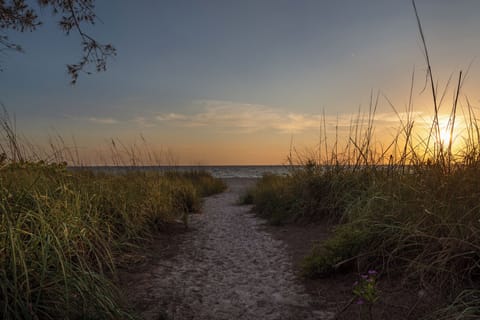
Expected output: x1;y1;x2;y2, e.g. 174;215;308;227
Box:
72;165;294;179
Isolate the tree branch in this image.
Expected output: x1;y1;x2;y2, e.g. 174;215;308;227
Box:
0;0;116;84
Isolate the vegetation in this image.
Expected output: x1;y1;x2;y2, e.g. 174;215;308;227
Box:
0;160;225;319
244;118;480;317
243;3;480;316
3;0;478;318
244;113;480;318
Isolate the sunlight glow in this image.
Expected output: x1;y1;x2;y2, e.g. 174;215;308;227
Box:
436;114;466;152
439;125;452;147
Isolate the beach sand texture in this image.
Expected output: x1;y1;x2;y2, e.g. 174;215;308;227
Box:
121;178;334;320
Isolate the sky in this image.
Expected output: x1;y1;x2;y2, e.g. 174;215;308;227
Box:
1;0;480;165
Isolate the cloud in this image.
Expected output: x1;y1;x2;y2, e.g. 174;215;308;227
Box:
88;117;119;124
133;100;456;136
156;113;187;121
131;116;155;128
155;100;327;134
152;100;425;134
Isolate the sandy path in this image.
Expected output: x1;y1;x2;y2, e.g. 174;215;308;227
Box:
122;179;334;320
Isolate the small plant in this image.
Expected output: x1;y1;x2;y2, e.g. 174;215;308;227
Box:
301;223;374;278
353;270;380;320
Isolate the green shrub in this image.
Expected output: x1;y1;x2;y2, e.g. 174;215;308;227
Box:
243;167;382;225
302;223;375;277
243;174;296;225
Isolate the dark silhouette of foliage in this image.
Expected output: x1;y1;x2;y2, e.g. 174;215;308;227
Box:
0;0;115;84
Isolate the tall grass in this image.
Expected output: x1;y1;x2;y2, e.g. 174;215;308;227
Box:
243;1;480;317
0;118;226;320
245;108;480;316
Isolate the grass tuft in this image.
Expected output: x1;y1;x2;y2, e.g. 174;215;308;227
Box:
0;162;224;319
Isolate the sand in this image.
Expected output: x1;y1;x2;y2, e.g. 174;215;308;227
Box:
120;178;335;320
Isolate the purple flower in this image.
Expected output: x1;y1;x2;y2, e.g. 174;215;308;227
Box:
357;298;365;305
368;270;378;275
361;274;369;279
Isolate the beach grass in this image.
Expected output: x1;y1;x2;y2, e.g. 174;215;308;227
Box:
243;115;480;318
242;5;480;314
0;159;225;319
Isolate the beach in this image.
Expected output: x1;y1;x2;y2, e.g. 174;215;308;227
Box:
119;178;335;320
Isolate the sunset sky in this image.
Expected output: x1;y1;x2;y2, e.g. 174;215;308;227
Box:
2;0;480;165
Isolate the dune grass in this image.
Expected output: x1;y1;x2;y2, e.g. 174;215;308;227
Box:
244;128;480;318
242;3;480;316
0;160;225;319
243;114;480;317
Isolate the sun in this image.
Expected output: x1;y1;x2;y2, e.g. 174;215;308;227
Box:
439;128;451;146
436;114;466;151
